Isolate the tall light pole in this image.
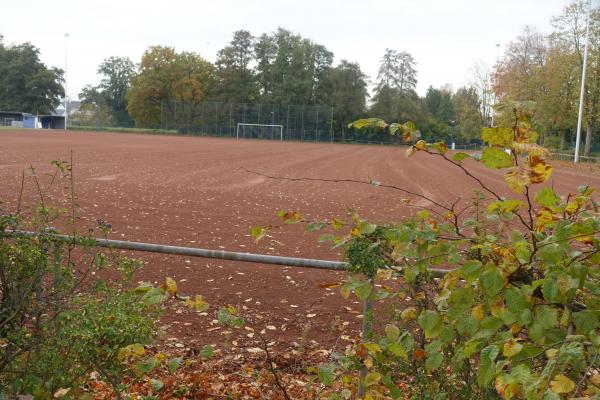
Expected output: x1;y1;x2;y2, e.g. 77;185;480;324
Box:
64;33;69;131
575;0;591;163
491;44;500;127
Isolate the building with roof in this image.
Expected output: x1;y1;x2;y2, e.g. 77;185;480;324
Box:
0;111;65;129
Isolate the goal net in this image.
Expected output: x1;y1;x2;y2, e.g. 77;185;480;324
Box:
236;123;283;141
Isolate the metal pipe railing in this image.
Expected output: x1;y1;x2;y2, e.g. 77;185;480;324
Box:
4;230;449;276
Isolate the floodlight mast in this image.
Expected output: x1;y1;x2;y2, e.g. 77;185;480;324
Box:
575;0;591;163
64;33;69;132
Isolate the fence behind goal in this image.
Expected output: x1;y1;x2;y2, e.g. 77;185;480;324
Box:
161;100;335;142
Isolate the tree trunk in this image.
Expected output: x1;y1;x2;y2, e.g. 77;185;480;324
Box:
560;129;567;151
584;121;593;157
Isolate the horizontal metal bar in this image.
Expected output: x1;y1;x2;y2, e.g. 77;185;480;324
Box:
3;230;449;277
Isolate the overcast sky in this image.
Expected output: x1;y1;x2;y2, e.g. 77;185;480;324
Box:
2;0;573;100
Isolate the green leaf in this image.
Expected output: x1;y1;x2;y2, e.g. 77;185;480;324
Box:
480;267;505;299
348;118;388;130
385;324;400;341
150;379;164;392
481;147;514;169
306;221;327;232
200;345;214;358
354;280;373;301
573;310;600;334
535;187;560;208
388;342;408;360
418;310;443;339
142;287;166;305
318;365;334;386
453;152;471;162
135;357;160;375
477;345;499;385
250;226;269;243
425;352;443;371
381;375;403;399
461;260;482;283
167;357;182;373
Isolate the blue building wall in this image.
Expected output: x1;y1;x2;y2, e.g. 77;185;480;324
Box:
23;115;35;128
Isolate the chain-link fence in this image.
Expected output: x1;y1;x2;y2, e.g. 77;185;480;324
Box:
160;100;338;142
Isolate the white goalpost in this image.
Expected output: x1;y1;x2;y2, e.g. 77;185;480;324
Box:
236;123;283;141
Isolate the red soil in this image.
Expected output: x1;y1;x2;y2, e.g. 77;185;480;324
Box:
1;129;599;353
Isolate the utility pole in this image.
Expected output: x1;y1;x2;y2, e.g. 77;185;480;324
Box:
64;33;69;131
575;0;592;163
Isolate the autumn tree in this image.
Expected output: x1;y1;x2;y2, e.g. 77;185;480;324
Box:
127;46;214;127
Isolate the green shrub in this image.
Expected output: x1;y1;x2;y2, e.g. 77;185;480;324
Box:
0;161;163;399
256;102;600;399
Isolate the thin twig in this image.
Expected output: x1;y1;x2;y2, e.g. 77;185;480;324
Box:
241;167;453;212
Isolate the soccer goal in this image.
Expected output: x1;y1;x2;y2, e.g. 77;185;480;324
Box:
236;123;283;141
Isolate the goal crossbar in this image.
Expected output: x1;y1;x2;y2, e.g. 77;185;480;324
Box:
236;123;283;141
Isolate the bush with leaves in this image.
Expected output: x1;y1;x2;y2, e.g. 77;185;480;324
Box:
254;101;600;399
0;161;164;399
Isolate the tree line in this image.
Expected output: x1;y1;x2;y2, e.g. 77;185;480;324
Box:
4;0;599;153
494;0;600;156
74;28;489;142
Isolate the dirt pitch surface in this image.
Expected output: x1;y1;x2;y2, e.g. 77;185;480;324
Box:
2;129;600;354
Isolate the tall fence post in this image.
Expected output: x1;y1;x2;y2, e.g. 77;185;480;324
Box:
286;105;290;141
330;106;334;143
316;107;319;142
301;105;305;142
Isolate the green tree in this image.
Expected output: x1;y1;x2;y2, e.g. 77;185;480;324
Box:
127;46;214;127
0;40;63;114
214;30;257;103
254;28;333;105
371;49;419;122
97;57;136;126
319;60;368;136
453;86;483;141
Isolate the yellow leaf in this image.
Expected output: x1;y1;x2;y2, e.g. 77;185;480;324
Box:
535;208;557;232
118;343;146;361
401;307;417;321
340;285;351;299
505;167;529;194
377;269;393;280
414;140;428;151
433;141;448;154
503;340;523;357
54;388;70;398
186;294;209;312
512;142;549;158
549;374;575;394
528;156;553;183
472;304;484;321
164;277;177;296
405;146;416;158
545;348;558;359
364;371;382;387
482;127;514;146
